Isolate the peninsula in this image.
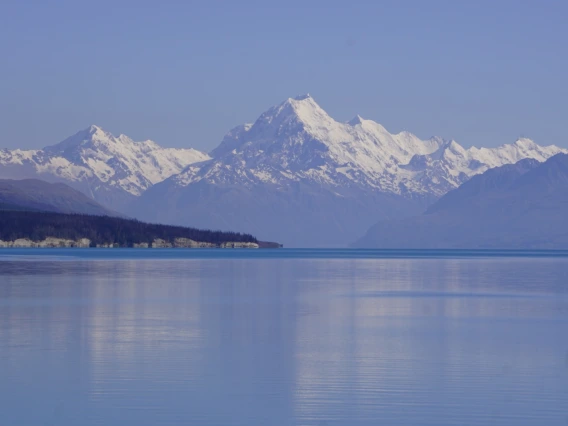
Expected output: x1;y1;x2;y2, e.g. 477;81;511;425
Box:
0;210;280;248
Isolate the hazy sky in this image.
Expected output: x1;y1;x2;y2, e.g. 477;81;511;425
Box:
1;0;567;151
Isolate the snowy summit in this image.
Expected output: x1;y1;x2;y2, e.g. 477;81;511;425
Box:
127;95;567;247
0;125;209;208
171;95;566;197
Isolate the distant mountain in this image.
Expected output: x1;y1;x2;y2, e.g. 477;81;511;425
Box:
2;96;566;247
130;95;566;247
353;154;568;249
0;178;118;216
0;125;209;209
163;95;564;198
132;178;421;248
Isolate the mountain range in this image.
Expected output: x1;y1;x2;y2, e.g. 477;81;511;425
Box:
129;95;566;246
353;153;568;249
0;125;209;210
1;95;566;247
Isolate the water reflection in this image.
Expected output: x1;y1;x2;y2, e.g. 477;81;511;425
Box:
0;257;567;425
292;259;568;425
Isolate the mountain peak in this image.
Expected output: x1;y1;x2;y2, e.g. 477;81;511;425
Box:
87;124;104;133
44;125;112;153
293;93;312;101
348;115;365;126
72;125;113;144
81;125;112;141
252;94;332;132
287;94;330;119
166;95;567;204
513;137;537;149
285;93;320;109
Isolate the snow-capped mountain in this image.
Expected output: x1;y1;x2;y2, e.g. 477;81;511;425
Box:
401;137;566;195
0;125;209;209
131;94;567;247
2;95;565;246
170;94;566;197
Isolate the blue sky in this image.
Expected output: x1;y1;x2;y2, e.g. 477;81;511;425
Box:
1;0;567;151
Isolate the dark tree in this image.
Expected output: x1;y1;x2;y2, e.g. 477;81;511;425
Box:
0;211;258;247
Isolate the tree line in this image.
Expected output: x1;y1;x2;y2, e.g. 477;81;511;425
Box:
0;210;258;246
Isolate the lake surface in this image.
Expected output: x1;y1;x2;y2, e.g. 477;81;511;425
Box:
1;249;567;425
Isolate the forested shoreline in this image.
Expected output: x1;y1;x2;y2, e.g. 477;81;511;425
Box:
0;210;259;247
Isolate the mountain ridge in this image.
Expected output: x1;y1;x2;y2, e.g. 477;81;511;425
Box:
168;95;566;198
2;95;567;246
0;178;120;216
129;95;566;246
0;126;210;209
353;153;568;249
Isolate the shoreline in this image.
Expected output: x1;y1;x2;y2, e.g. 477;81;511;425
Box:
0;237;275;249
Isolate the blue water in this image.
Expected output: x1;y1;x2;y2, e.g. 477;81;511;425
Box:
3;247;568;260
0;249;567;425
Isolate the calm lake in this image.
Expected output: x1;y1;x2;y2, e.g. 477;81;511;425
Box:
1;249;567;425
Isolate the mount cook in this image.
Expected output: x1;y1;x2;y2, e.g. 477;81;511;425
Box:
1;95;566;247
